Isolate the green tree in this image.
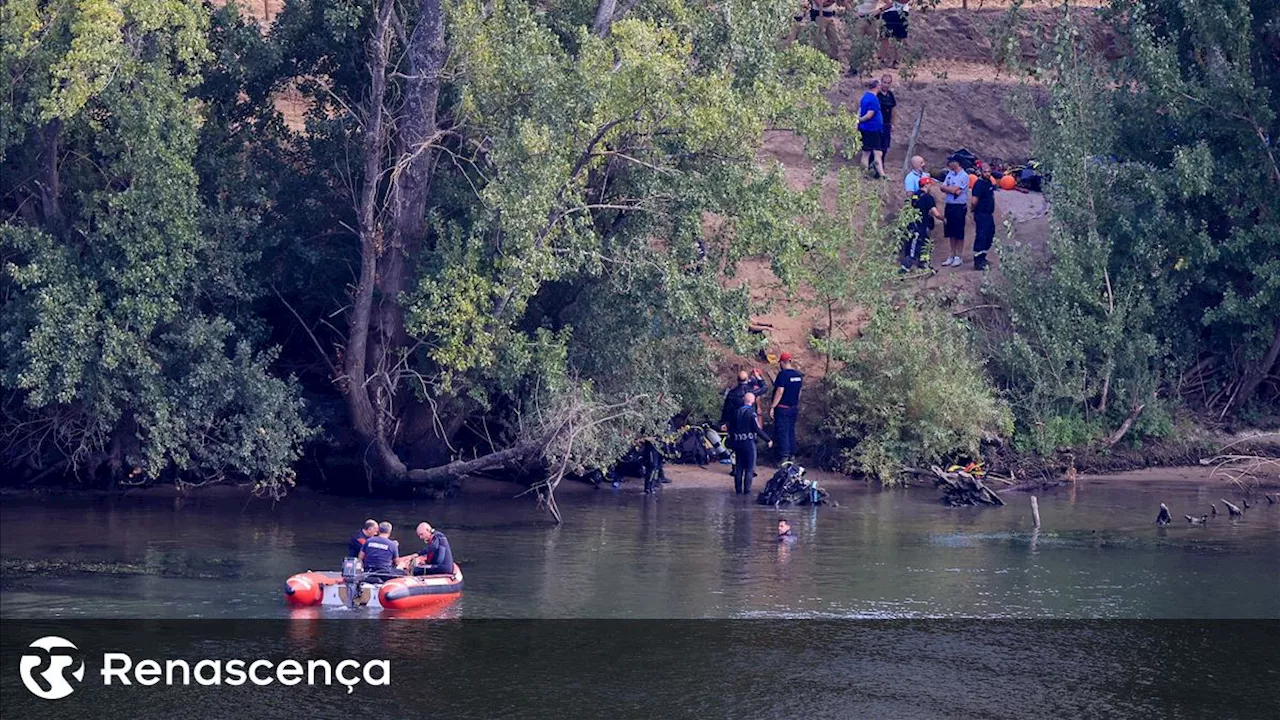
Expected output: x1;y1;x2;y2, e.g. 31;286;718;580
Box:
1;0;312;491
262;0;857;495
985;1;1279;453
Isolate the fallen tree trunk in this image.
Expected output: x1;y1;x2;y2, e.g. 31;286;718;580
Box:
930;465;1006;507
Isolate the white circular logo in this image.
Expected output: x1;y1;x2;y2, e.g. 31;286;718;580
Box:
19;636;85;700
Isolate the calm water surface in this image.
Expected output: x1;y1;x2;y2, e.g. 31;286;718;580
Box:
3;475;1277;619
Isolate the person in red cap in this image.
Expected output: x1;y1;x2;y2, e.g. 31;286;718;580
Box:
902;174;942;273
769;352;804;462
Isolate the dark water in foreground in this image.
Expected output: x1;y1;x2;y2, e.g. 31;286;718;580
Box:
2;476;1278;719
1;476;1278;619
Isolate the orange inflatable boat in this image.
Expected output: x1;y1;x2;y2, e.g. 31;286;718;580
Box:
284;562;463;610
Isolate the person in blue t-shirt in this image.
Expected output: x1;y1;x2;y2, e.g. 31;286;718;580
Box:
769;352;805;462
347;518;378;558
358;521;403;579
857;78;886;180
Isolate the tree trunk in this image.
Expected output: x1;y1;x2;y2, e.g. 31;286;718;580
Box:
1228;320;1280;416
343;0;408;478
38;119;63;235
592;0;618;37
1103;402;1145;448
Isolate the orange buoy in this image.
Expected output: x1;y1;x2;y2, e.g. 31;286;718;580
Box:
969;173;978;188
999;174;1017;190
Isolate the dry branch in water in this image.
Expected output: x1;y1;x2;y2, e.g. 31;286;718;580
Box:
1204;433;1280;491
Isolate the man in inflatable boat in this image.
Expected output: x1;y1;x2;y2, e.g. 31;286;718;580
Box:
396;522;454;576
357;521;403;581
347;518;378;557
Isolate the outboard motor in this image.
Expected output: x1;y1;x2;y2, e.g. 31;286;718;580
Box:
341;557;364;608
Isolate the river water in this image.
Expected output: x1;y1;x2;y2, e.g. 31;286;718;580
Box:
2;475;1277;619
2;476;1278;719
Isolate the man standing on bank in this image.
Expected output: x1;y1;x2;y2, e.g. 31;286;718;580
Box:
858;79;887;180
969;161;996;271
878;74;897;161
730;392;772;496
769;352;804;463
940;154;971;267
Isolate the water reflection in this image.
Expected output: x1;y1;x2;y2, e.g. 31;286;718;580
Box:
2;478;1279;620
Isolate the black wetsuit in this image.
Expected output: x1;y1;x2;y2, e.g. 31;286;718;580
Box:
413;531;454;576
719;381;751;428
729;403;771;495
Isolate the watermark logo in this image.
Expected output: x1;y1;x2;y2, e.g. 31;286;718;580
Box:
19;636;85;700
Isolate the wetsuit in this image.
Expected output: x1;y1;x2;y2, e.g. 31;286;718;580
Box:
360;535;403;579
772;368;804;460
730;402;771;495
347;530;369;558
719;381;751;428
778;529;797;543
971;175;996;270
413;531;455;576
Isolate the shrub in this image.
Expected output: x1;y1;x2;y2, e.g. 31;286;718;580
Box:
823;305;1013;484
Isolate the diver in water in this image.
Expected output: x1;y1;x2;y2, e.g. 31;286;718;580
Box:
777;519;796;542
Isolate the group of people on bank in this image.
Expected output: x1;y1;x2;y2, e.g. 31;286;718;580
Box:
900;150;998;272
718;353;804;496
785;0;912;70
348;519;453;580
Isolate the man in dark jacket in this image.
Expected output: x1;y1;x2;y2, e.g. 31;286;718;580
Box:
719;370;752;430
878;74;897;161
970;161;996;270
769;353;804;462
358;522;403;579
403;522;455;576
347;518;378;558
730;392;772;495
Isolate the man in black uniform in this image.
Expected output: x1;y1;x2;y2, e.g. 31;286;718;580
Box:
970;161;996;270
347;518;378;558
358;521;403;580
902;175;942;272
403;522;455;576
730;392;771;496
878;74;897;162
769;353;804;462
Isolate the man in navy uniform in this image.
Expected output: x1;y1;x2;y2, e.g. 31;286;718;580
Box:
358;521;402;579
769;352;804;462
347;518;378;558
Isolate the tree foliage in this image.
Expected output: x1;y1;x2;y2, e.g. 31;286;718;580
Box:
1;1;312;491
2;0;862;491
986;1;1280;452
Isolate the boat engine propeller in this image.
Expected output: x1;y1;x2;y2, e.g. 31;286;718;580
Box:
340;557;369;608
